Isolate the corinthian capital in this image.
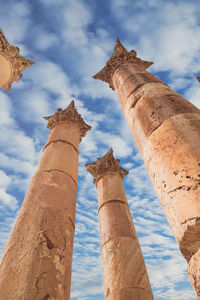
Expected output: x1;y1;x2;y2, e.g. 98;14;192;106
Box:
93;38;153;90
86;148;128;183
0;29;34;91
44;100;91;141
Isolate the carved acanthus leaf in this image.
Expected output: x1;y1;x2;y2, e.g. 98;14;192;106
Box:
93;38;153;90
0;28;34;91
86;148;128;183
44;100;91;141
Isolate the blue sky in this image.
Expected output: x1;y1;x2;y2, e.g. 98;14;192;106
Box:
0;0;200;299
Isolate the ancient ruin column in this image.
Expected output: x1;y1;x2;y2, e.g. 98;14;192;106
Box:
0;28;34;91
86;148;154;300
93;39;200;297
0;101;91;300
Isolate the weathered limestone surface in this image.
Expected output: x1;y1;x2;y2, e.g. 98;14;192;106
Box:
188;248;200;297
0;101;91;300
86;149;154;300
93;39;200;297
0;28;34;91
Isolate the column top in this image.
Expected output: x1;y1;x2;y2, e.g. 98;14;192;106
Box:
85;148;128;183
44;100;91;140
0;28;34;91
93;38;153;90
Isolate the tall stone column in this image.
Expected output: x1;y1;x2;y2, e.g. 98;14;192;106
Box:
93;39;200;297
0;28;34;91
0;101;91;300
86;148;154;300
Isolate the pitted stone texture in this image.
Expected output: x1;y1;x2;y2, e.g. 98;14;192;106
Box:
143;113;200;260
44;123;80;152
123;91;200;154
99;201;136;248
0;206;74;300
38;142;79;184
188;248;200;299
102;237;153;300
97;173;128;208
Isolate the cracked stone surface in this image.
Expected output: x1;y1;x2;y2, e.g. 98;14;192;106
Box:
93;39;200;297
87;152;154;300
0;103;91;300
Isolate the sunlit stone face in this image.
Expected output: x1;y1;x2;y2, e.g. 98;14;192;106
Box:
0;54;12;89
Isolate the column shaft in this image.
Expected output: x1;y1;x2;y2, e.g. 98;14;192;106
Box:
86;149;153;300
0;123;78;300
112;61;200;261
0;100;91;300
97;173;153;300
93;39;200;297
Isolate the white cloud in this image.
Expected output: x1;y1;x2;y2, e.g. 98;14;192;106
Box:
0;1;31;43
184;81;200;109
0;189;18;210
19;88;51;123
0;93;15;127
62;0;92;47
34;30;57;51
112;0;200;78
26;60;72;96
0;171;18;210
0;128;37;162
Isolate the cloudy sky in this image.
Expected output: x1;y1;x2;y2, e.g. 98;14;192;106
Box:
0;0;200;299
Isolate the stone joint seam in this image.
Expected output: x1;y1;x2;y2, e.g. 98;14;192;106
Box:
125;80;167;109
98;199;128;213
101;235;139;250
144;112;200;141
43;140;79;153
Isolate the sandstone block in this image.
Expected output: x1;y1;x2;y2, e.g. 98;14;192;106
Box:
38;142;79;184
44;123;80;152
102;237;153;300
0;206;74;300
143;113;200;259
99;202;136;247
97;173;128;208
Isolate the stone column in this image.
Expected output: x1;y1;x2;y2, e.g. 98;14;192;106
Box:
93;39;200;297
0;101;91;300
86;148;154;300
0;28;34;91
